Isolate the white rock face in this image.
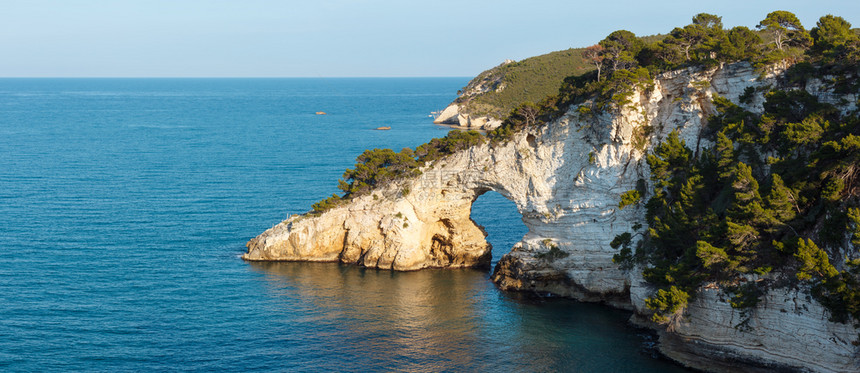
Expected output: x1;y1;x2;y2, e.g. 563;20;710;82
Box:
432;104;461;125
432;59;512;130
646;287;860;373
433;103;503;130
246;62;859;372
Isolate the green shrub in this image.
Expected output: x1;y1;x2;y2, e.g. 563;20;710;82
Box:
619;190;642;209
727;282;763;309
311;129;490;211
416;130;486;163
311;194;344;213
739;87;756;104
611;232;635;270
630;67;860;322
338;148;421;197
457;48;596;120
646;286;690;323
535;244;570;262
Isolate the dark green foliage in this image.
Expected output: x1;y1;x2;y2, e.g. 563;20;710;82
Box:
603;68;654;108
739;86;756;104
781;115;826;149
786;62;818;87
611;232;635;270
646;131;692;190
633;60;860;322
312;130;487;212
654;13;726;67
814;260;860;323
809;15;859;63
487;97;561;144
794;238;838;280
757;11;811;53
415;130;486;162
600;30;644;72
696;241;730;271
312;194;343;213
536;244;570;262
728;163;767;224
645;286;690;322
727;282;763;309
611;232;633;249
665;25;709;62
718;26;762;61
693;13;723;31
762;89;824;123
767;174;797;222
339;148;422;197
619;190;642;209
456;48;595;119
847;208;860;245
715;132;736;182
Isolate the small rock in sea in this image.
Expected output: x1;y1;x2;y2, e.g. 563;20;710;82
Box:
375;126;391;130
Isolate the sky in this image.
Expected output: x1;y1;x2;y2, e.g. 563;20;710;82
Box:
0;0;857;77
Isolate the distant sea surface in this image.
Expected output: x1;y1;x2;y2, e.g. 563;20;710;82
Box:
0;78;689;372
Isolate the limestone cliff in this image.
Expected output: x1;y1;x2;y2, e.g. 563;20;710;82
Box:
433;102;504;131
246;62;859;372
433;60;512;130
434;48;595;130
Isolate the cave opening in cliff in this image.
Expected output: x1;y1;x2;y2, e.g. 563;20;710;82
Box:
470;190;528;267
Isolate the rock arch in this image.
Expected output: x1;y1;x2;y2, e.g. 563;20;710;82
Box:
244;62;760;292
244;62;860;372
469;188;528;265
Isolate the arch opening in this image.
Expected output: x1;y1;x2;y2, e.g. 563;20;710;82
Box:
469;190;528;268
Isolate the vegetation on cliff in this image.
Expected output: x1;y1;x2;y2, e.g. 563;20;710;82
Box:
454;49;595;119
311;130;485;213
605;12;860;324
487;11;858;143
308;10;860;326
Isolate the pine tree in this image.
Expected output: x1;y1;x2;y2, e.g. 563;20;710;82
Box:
599;30;643;72
847;207;860;246
767;174;797;223
718;26;762;61
795;238;838;280
757;11;811;52
715;132;735;183
647;131;692;191
728;163;769;224
810;15;858;61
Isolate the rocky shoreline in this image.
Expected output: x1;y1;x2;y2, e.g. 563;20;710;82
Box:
246;62;860;372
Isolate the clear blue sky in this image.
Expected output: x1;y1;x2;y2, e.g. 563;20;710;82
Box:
1;0;857;77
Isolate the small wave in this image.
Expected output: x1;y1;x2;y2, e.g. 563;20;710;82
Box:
127;124;192;129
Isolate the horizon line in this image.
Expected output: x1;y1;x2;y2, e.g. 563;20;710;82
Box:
0;76;474;79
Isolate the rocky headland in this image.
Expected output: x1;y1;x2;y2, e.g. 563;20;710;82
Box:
246;60;859;371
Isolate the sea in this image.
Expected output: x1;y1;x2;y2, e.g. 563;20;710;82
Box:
0;78;690;372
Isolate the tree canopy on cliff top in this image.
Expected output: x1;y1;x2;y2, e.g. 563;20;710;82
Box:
311;13;860;326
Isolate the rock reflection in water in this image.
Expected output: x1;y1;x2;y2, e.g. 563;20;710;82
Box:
247;262;689;372
249;262;488;371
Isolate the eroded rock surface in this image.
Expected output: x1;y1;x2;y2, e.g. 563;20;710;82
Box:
433;103;503;130
246;62;860;372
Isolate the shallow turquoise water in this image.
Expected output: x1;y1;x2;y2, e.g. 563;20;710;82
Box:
0;78;688;371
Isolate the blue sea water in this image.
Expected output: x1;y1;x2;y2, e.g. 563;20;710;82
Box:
0;78;689;372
